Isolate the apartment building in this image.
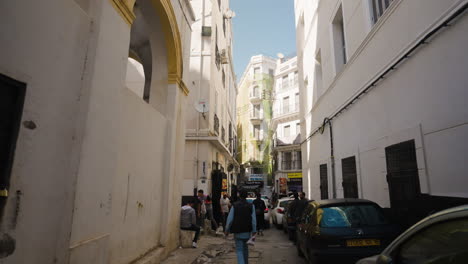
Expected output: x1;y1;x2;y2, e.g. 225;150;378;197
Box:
1;0;193;263
183;0;239;204
295;0;468;226
237;55;277;187
271;56;303;194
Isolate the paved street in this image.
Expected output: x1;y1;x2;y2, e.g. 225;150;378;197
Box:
163;227;306;264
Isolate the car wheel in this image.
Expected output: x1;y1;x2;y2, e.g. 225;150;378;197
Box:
296;242;304;258
275;223;282;229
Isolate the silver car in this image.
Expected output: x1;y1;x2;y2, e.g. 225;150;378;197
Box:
357;205;468;264
271;197;293;229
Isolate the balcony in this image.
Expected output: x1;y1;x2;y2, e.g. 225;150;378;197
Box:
249;91;262;103
273;104;299;119
249;112;263;124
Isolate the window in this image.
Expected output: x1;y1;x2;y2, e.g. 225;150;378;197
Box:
222;69;226;89
342;156;358;198
397;218;468;263
283;96;290;114
292;151;302;170
314;50;323;101
253;125;261;139
282;75;289;90
269;69;274;76
284;125;291;137
294;71;299;86
319;204;388;227
295;93;299;112
215;44;220;69
332;4;347;74
282;152;292;170
370;0;394;25
253;104;261;118
252;86;259;97
223;16;226;36
214;91;218;114
254;67;261;79
296;122;300;135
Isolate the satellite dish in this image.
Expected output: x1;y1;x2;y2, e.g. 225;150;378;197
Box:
195;99;209;113
224;10;236;19
277;53;284;59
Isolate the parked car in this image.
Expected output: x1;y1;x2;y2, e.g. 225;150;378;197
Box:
296;199;400;264
246;197;271;229
357;204;468;264
271;197;293;229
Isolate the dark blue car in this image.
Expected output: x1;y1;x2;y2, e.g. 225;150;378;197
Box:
296;199;400;264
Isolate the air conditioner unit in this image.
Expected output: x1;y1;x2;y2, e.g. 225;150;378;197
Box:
220;49;229;64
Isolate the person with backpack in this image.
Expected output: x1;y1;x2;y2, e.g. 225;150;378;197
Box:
252;192;266;236
225;189;257;264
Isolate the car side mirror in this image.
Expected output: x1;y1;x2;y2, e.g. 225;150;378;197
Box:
376;254;392;264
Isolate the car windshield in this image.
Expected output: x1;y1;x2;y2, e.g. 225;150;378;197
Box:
319;204;388;227
279;200;290;208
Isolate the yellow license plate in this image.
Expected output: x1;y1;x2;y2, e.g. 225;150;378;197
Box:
346;239;380;247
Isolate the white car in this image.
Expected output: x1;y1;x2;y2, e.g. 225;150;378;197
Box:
246;198;271;228
271;197;293;229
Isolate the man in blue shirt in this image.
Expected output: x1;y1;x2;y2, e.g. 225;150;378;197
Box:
225;190;257;264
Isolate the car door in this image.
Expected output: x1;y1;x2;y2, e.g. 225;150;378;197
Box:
390;217;468;264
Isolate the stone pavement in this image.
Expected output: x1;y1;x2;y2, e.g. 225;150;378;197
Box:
162;227;306;264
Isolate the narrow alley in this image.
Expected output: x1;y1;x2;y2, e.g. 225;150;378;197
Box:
163;228;306;264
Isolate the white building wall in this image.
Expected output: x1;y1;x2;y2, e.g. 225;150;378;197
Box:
0;0;192;263
183;0;238;196
296;0;468;206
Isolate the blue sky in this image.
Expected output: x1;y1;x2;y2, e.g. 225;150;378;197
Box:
231;0;297;80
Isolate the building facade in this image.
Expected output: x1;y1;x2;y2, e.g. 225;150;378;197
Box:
183;0;238;205
271;56;303;195
0;0;193;263
236;55;276;188
295;0;468;226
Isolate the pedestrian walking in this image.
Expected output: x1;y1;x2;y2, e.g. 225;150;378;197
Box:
225;190;257;264
252;192;266;236
220;193;231;230
205;195;219;231
180;199;200;248
197;189;207;228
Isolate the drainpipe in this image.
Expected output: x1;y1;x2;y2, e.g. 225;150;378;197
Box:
194;0;207;191
320;118;336;198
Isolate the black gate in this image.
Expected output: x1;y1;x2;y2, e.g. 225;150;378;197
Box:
0;73;26;219
342;156;358;198
319;164;328;199
211;170;223;226
385;140;422;227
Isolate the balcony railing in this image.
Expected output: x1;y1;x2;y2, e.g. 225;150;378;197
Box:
281;160;302;171
273;103;299;118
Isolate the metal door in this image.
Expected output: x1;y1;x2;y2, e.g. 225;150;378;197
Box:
319;164;328;199
0;74;26;219
342;156;358;198
385;140;421;226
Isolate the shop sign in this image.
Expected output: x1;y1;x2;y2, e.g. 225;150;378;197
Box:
288;172;303;179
